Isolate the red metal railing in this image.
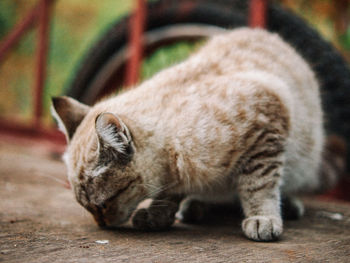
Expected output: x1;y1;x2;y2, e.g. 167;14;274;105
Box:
0;0;267;143
249;0;267;28
126;0;147;86
34;0;53;129
0;3;41;62
0;0;267;145
0;0;64;145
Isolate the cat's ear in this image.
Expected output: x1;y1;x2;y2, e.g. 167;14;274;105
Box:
95;112;134;164
51;96;90;142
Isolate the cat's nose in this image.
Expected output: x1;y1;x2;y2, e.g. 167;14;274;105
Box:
103;211;129;227
91;206;106;227
94;215;106;227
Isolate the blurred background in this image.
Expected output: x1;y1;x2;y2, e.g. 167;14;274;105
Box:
1;2;350;259
0;0;349;127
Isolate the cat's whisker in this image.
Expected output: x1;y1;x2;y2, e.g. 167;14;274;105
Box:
35;173;69;188
143;181;178;199
143;186;167;199
146;204;169;208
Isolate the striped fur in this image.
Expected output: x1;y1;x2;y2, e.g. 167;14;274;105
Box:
52;28;331;241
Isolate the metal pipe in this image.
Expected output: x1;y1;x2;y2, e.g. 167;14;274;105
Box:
0;118;65;144
33;0;53;128
125;0;146;86
249;0;267;28
0;4;40;63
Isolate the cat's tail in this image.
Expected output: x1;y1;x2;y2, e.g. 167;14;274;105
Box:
318;135;347;192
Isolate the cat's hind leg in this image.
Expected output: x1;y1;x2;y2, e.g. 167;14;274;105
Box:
281;196;304;220
177;198;210;224
177;196;242;224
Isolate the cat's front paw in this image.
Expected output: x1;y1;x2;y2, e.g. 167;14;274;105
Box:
242;215;283;241
132;202;177;231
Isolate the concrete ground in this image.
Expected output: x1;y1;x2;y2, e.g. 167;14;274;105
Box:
1;141;350;263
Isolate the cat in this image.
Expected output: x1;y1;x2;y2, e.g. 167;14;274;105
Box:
52;28;337;241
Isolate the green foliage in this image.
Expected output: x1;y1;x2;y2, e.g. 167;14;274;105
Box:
339;27;350;50
141;41;201;80
0;0;16;38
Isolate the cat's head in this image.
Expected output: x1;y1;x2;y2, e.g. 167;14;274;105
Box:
51;96;147;227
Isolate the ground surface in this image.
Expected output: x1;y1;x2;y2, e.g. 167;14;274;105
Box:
1;141;350;263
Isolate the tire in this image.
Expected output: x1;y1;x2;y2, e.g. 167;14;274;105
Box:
68;0;350;169
67;0;247;103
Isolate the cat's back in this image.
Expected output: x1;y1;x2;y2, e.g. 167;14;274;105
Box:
96;29;320;134
102;28;318;107
82;28;323;192
92;28;322;148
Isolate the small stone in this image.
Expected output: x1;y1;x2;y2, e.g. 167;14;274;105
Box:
317;211;344;221
95;240;109;244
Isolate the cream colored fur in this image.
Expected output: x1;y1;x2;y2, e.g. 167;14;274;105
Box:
52;28;324;241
